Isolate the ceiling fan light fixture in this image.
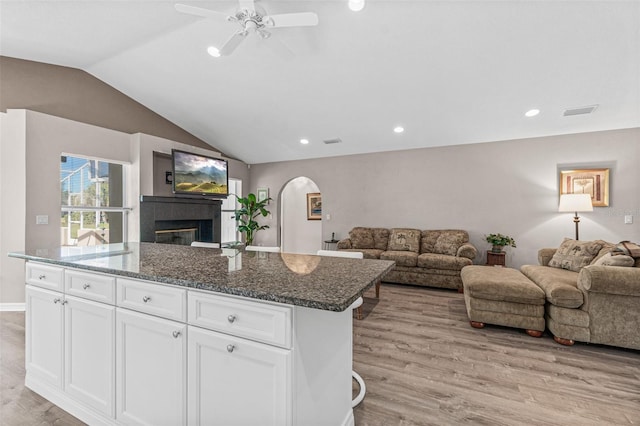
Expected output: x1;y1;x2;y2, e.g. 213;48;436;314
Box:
348;0;366;12
207;46;221;57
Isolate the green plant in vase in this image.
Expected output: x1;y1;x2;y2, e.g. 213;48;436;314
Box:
233;193;272;246
485;233;516;253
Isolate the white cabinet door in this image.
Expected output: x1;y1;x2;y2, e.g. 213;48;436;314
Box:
188;325;291;426
25;285;64;387
116;308;187;426
64;295;115;417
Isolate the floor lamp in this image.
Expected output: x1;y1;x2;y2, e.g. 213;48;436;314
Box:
558;193;593;240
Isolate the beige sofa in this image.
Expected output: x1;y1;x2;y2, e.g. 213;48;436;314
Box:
337;227;478;290
521;239;640;350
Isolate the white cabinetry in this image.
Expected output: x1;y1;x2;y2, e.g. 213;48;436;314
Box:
116;308;187;426
25;263;115;420
25;285;64;387
187;321;290;426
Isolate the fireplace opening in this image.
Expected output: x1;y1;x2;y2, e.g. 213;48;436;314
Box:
155;228;198;245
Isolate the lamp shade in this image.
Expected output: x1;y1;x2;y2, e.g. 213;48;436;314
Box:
559;193;593;212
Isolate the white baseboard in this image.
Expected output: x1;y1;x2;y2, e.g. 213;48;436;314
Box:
0;302;25;312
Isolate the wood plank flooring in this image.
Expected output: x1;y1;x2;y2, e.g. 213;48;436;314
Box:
352;284;640;425
1;283;638;425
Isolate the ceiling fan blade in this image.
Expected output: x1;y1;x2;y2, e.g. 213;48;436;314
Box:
219;31;248;56
264;12;319;28
175;4;230;21
238;0;256;11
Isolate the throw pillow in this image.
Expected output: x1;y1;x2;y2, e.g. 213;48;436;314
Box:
593;252;635;267
349;227;374;249
548;238;603;272
589;240;616;265
611;241;640;258
433;231;467;256
387;228;421;253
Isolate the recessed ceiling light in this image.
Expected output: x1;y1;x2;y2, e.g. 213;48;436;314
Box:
393;126;404;133
348;0;366;12
207;46;221;58
300;139;309;145
525;109;540;117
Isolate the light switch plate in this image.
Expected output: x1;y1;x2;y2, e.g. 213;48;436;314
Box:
624;215;633;224
36;215;49;225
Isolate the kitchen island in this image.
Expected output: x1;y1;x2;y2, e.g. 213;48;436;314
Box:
9;243;394;426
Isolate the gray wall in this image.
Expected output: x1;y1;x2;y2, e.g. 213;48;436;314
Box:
0;56;224;155
249;128;640;268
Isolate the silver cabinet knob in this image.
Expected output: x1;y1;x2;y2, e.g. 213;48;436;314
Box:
142;296;151;303
226;344;235;353
172;331;181;338
227;314;236;323
38;275;46;280
83;283;90;290
61;300;68;305
53;298;61;304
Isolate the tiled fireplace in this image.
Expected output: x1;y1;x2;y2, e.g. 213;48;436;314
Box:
139;196;222;246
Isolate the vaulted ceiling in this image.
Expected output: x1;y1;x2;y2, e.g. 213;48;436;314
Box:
2;1;639;164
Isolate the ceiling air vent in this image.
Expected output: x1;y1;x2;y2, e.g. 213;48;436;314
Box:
323;138;342;145
563;105;598;116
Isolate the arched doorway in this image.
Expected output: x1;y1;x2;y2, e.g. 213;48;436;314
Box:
279;177;322;254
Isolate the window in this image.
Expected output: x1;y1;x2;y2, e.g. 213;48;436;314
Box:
221;178;242;244
60;155;129;246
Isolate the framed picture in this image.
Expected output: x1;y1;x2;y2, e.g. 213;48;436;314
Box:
257;188;269;203
559;168;610;207
307;192;322;220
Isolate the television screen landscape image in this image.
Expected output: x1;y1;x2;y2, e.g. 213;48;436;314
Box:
172;149;229;196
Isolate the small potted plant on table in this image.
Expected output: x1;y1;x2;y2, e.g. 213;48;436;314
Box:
485;233;516;253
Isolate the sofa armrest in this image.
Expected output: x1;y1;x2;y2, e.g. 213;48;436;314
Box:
457;243;478;260
578;265;640;297
337;238;352;250
538;248;557;266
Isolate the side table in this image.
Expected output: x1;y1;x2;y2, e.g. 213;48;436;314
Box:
486;251;506;267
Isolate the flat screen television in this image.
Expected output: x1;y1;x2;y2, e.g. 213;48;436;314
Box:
171;149;229;196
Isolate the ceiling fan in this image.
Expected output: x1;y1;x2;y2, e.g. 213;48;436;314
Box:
175;0;319;56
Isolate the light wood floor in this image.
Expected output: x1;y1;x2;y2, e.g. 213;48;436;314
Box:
1;284;639;425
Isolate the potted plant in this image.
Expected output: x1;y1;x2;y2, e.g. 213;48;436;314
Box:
485;233;516;253
233;193;272;246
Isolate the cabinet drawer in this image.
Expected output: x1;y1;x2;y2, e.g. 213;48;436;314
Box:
188;291;292;348
117;278;186;322
65;270;115;304
26;262;64;291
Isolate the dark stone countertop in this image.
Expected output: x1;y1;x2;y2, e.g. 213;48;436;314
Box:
9;243;395;312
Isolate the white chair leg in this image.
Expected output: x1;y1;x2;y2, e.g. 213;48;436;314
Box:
352;370;366;407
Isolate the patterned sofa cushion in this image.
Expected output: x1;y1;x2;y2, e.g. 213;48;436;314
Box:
380;250;419;267
417;253;473;271
349;227;375;249
387;228;421;253
521;264;583;308
371;228;391;251
421;230;468;256
548;238;603;272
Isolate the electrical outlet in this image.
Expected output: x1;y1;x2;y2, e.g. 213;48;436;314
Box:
326;214;331;221
624;215;633;224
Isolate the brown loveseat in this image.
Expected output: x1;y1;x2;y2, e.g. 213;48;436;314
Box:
337;227;478;290
521;239;640;350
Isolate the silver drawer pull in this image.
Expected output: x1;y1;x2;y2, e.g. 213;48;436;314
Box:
227;314;237;323
172;331;181;338
53;298;61;304
142;296;151;303
226;344;235;353
83;283;91;290
38;275;46;280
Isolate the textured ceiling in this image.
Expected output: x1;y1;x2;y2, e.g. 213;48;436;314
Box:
2;0;639;164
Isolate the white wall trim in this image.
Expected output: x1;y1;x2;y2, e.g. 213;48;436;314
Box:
0;302;26;312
